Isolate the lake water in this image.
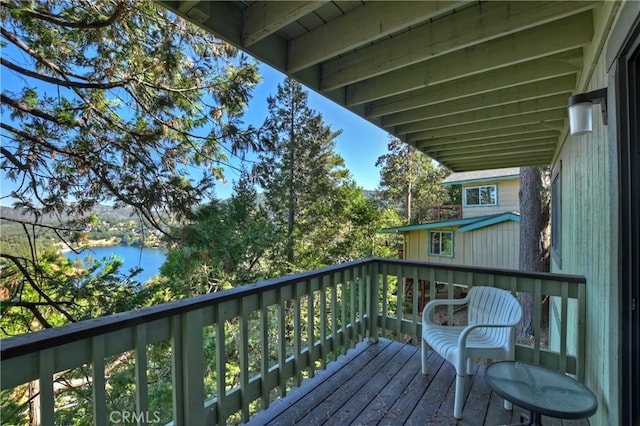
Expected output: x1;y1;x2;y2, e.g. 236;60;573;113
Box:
65;246;166;283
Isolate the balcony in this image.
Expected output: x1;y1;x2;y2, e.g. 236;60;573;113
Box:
1;258;587;425
417;205;462;224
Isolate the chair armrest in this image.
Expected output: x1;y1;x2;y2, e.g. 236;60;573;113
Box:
457;321;520;346
422;293;471;326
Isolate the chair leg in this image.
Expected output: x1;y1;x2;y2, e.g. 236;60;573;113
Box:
503;399;513;411
421;340;428;374
454;374;465;419
466;357;473;375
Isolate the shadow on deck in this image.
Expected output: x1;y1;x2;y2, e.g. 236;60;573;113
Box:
246;339;590;426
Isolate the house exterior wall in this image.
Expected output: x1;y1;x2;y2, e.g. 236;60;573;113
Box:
550;4;625;423
461;178;520;218
403;221;519;270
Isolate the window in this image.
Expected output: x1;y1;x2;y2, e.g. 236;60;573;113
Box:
551;162;562;267
464;185;497;206
429;231;454;257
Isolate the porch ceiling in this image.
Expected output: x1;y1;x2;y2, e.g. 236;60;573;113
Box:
159;1;603;172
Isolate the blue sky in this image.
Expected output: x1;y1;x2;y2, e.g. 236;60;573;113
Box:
0;58;391;204
216;64;391;198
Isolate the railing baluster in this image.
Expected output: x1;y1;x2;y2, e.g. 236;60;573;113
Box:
135;324;149;425
260;292;270;409
381;263;389;337
183;310;205;426
331;275;338;355
340;271;347;350
350;270;357;343
320;275;328;369
533;279;542;365
560;282;569;372
171;316;185;425
396;265;404;338
308;279;316;378
239;299;250;422
411;265;419;344
92;335;107;426
294;282;302;387
447;270;454;321
39;348;55;426
277;287;287;397
215;310;226;424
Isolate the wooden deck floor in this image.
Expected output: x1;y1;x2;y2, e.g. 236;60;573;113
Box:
246;339;590;426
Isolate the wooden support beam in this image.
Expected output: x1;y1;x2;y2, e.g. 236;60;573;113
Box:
405;110;565;142
345;11;592;105
417;132;559;153
322;1;596;90
382;77;575;127
242;1;327;47
365;53;580;117
394;95;567;134
413;124;564;148
287;1;469;72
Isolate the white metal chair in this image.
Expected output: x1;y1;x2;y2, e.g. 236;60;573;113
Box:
421;286;523;419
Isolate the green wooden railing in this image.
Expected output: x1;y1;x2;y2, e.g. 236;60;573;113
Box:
0;258;586;425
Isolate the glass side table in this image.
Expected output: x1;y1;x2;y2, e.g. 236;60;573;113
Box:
485;361;598;426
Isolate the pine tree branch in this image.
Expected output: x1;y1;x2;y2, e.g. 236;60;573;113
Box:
1;57;132;90
1;93;67;125
1;1;126;29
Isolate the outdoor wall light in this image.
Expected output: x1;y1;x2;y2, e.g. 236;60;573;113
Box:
568;88;608;135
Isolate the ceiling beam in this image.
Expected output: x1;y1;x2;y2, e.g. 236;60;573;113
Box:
405;110;566;142
440;154;554;172
395;95;567;134
287;1;470;73
382;77;575;127
321;1;596;90
413;123;564;147
345;12;592;105
433;140;557;161
242;1;328;47
365;52;580;117
418;132;559;152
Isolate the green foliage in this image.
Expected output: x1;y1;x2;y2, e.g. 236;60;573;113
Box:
375;137;451;223
161;174;279;295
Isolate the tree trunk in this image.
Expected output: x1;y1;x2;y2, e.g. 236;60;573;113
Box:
517;166;549;342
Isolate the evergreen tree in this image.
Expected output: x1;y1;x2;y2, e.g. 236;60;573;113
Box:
0;0;260;329
375;138;450;223
255;78;348;272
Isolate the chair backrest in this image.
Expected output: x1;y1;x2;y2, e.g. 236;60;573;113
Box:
467;286;523;338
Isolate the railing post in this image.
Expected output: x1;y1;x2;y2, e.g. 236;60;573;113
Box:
368;260;380;343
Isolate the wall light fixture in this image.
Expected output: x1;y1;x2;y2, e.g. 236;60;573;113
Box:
568;88;608;135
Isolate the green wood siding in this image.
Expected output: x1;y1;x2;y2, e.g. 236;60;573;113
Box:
551;6;622;423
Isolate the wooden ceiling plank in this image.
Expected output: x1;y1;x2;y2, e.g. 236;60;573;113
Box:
382;77;575;127
345;12;592;105
287;1;470;73
413;123;565;147
322;2;596;90
418;133;559;152
242;1;328;47
441;155;553;172
405;110;566;142
433;140;558;160
365;52;581;117
395;96;567;134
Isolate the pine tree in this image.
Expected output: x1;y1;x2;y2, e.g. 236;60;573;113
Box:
255;78;348;272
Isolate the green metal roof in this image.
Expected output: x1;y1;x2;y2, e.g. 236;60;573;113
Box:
379;212;520;234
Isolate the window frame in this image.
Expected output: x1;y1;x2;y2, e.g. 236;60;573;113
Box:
463;184;498;207
428;230;455;258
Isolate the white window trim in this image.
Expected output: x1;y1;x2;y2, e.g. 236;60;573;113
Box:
429;230;454;258
463;184;498;207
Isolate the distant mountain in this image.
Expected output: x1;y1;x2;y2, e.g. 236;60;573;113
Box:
0;204;138;224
